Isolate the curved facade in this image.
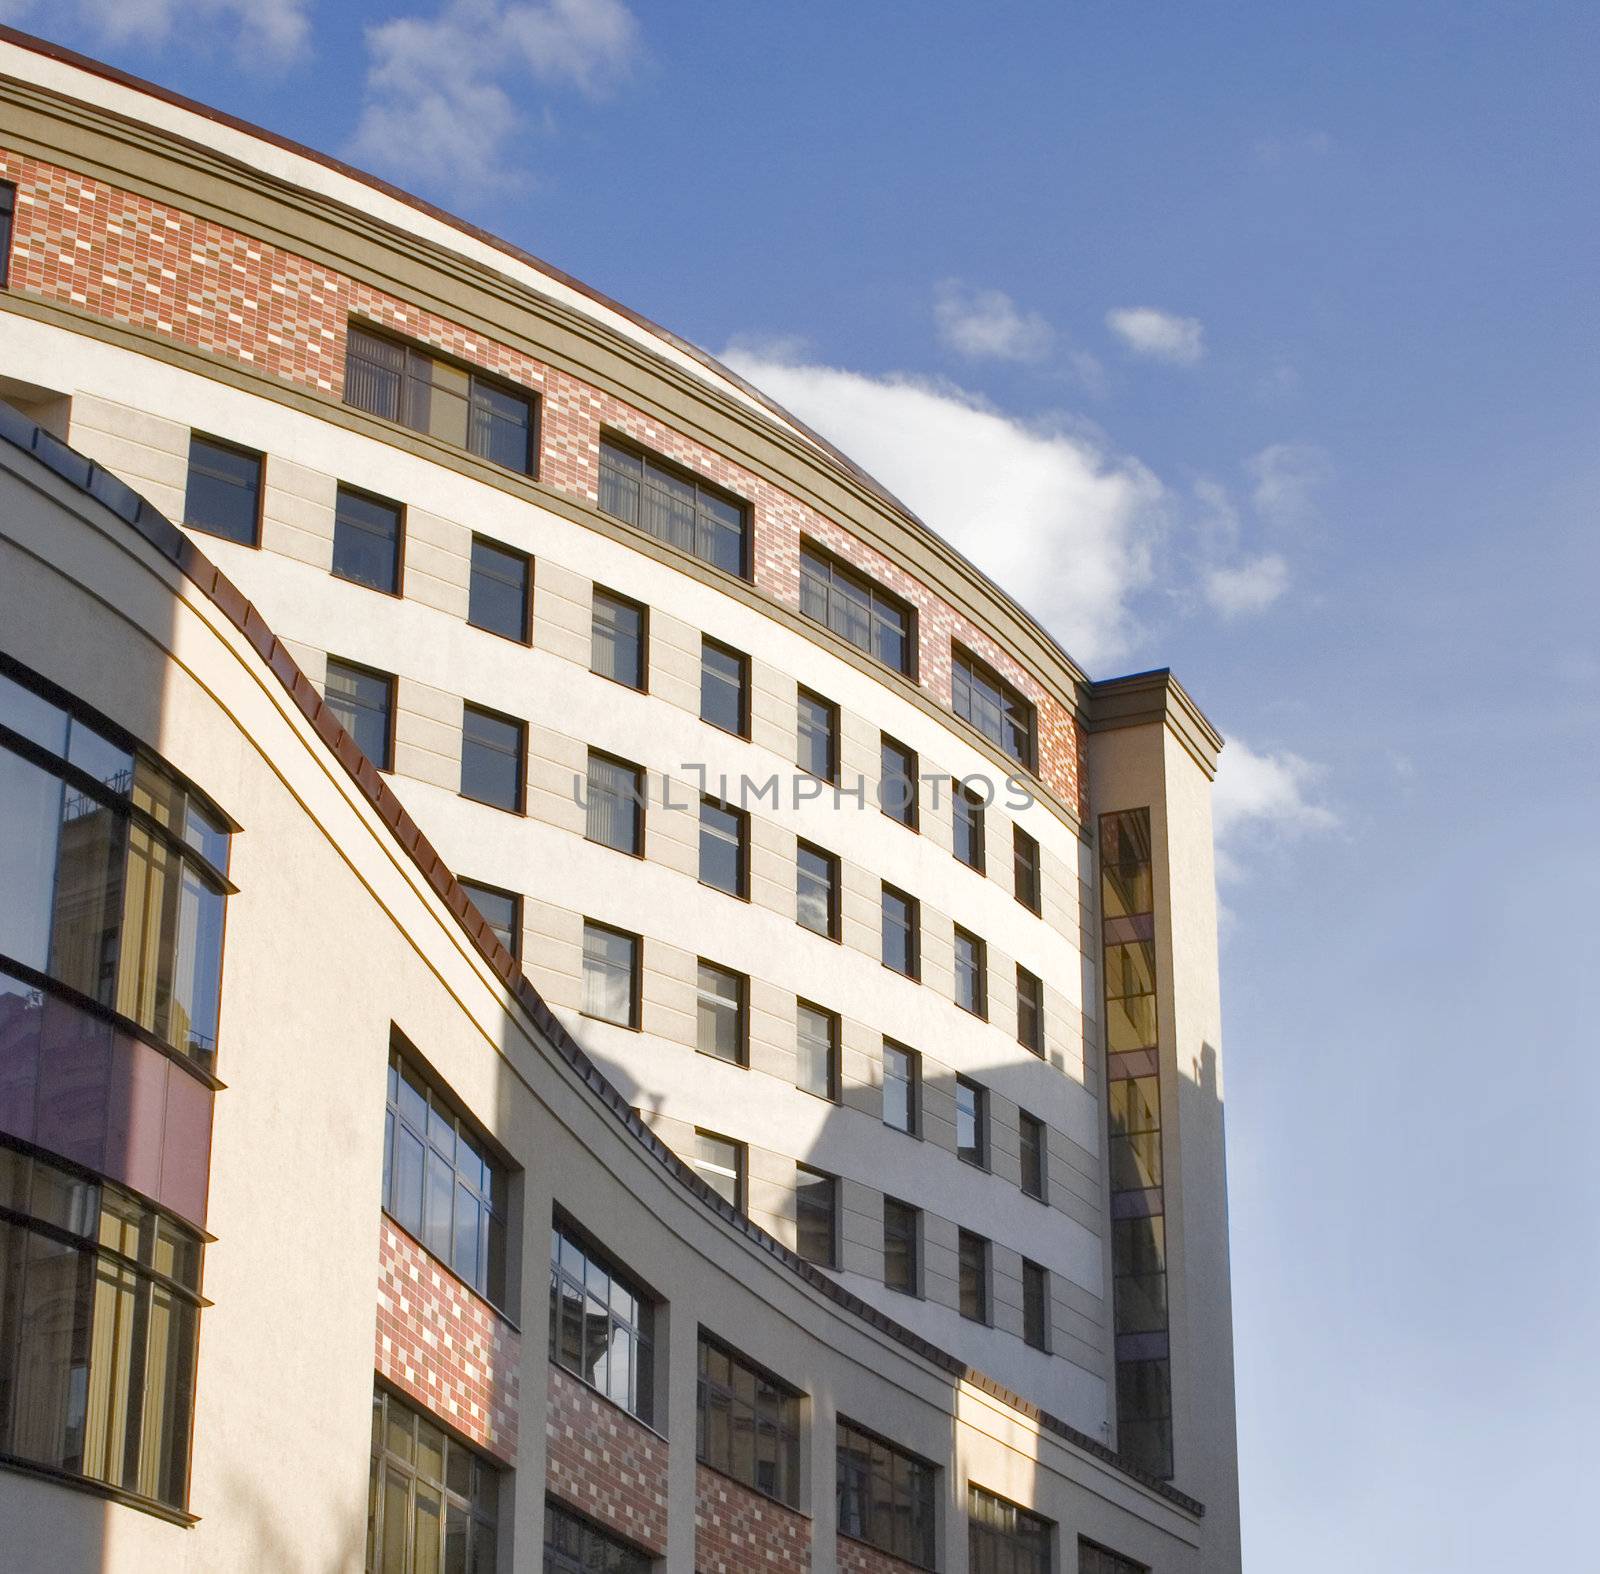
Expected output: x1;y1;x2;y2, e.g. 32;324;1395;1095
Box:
0;26;1240;1574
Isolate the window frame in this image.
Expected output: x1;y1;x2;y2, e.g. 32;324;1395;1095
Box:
879;733;919;830
331;482;405;596
882;1196;921;1296
1019;1110;1048;1203
590;586;649;692
597;431;751;579
580;919;641;1030
698;795;750;899
548;1214;657;1424
695;958;748;1066
958;1228;991;1324
543;1499;653;1574
459;701;526;814
1022;1259;1052;1353
467;533;533;644
953;779;986;872
795;838;841;941
836;1417;937;1570
1017;963;1044;1054
693;1128;747;1213
700;636;750;738
881;882;920;979
798;542;917;677
584;748;646;858
324;655;396;773
696;1331;803;1507
794;1164;839;1269
795;998;840;1102
796;686;840;784
955;1075;989;1169
881;1039;921;1137
458;878;522;960
183;430;264;548
952;644;1036;771
970;1484;1053;1574
1013;825;1042;912
954;925;988;1018
0;180;15;288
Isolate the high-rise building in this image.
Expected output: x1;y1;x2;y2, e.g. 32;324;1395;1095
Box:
0;26;1241;1572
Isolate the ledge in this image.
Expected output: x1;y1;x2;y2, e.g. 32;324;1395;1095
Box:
1085;668;1224;779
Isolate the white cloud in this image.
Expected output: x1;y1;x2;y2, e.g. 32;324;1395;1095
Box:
722;347;1163;669
350;0;638;188
1253;130;1333;167
1204;553;1290;617
934;280;1054;363
1212;738;1337;880
1248;441;1331;529
1106;306;1206;366
0;0;308;60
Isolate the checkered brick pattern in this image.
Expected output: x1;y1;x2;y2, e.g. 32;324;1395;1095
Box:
545;1362;669;1555
838;1534;934;1574
694;1463;811;1574
0;145;1084;816
374;1219;519;1463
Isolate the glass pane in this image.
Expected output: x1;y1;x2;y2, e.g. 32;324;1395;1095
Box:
468;538;530;640
460;708;522;811
10;1229;88;1471
0;670;68;753
591;593;644;688
51;783;123;1007
468;379;532;474
326;660;393;770
699;801;744;894
0;747;64;971
332;488;402;593
700;643;745;734
184;436;260;545
586;755;643;854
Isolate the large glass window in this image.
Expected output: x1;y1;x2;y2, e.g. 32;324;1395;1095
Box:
183;432;261;546
325;658;394;771
953;648;1035;770
795;1165;837;1268
693;1130;745;1211
585;751;644;855
969;1485;1051;1574
543;1498;652;1574
0;1137;202;1511
460;704;524;812
796;1001;838;1100
953;781;985;871
954;926;987;1017
696;1334;801;1506
344;324;536;475
796;688;838;782
956;1077;988;1168
368;1386;499;1574
836;1419;936;1569
700;638;748;736
1108;1077;1162;1192
598;438;748;577
881;884;918;978
881;1040;920;1136
958;1229;989;1323
0;661;230;1070
879;735;918;828
1019;1111;1047;1202
699;797;748;897
796;840;839;939
581;922;638;1028
382;1047;509;1307
799;546;913;675
459;879;521;960
882;1197;919;1295
469;536;532;643
332;485;403;594
591;589;646;690
1022;1259;1050;1352
1017;965;1044;1054
696;960;746;1064
548;1219;655;1422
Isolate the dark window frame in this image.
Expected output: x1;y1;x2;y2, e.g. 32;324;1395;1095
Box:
183;430;264;548
324;655;396;772
879;733;919;830
796;838;841;941
953;779;986;872
1080;1537;1150;1574
584;748;646;858
0;180;15;288
544;1499;652;1574
956;1076;989;1169
1013;825;1042;913
970;1484;1052;1574
696;1331;803;1506
693;1127;747;1213
700;636;750;738
581;919;642;1030
699;795;750;899
881;882;920;979
548;1214;657;1424
958;1229;990;1324
467;534;533;644
798;542;917;677
953;645;1036;771
590;586;649;692
459;701;526;814
837;1417;937;1570
796;998;840;1102
882;1196;921;1296
696;958;748;1066
598;431;751;579
458;878;522;960
1017;964;1044;1055
881;1039;922;1138
1022;1259;1051;1353
954;925;988;1018
795;1164;839;1269
796;686;840;784
331;482;405;596
1019;1110;1048;1203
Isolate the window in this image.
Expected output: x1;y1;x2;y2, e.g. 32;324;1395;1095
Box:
694;1129;745;1211
0;660;230;1068
954;926;987;1017
953;647;1035;769
590;588;647;689
796;1001;839;1100
1022;1260;1051;1352
585;750;644;855
344;324;535;474
955;1077;988;1168
1017;965;1044;1054
1013;826;1041;912
582;921;639;1028
697;1334;802;1506
837;1420;936;1569
882;1197;920;1295
1115;1357;1173;1480
0;181;14;287
796;688;838;782
549;1219;655;1422
953;781;985;871
368;1387;499;1574
332;485;403;593
324;657;394;770
881;883;919;978
699;796;748;897
1019;1111;1047;1202
799;545;914;675
879;734;918;828
184;432;261;546
881;1040;920;1136
460;703;524;812
959;1230;990;1322
460;879;521;959
1080;1539;1148;1574
970;1486;1051;1574
796;840;840;939
383;1046;509;1305
795;1166;837;1268
544;1500;652;1574
468;536;531;642
0;1137;202;1511
696;960;746;1064
1108;1077;1163;1192
700;637;748;736
1113;1216;1168;1337
598;436;748;577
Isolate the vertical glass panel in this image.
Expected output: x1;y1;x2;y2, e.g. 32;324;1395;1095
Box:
796;843;836;937
381;1468;411;1574
468;379;533;474
796;1004;835;1098
50;783;123;1007
0;748;63;971
424;1149;454;1259
332;488;403;594
8;1230;86;1470
696;962;743;1063
698;799;745;895
585;754;643;854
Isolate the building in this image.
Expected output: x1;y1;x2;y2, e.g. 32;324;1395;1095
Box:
0;25;1241;1574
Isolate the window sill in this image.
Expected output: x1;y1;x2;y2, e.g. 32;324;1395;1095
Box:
0;1452;198;1527
588;668;648;694
579;1008;641;1034
330;568;404;599
466;618;533;647
458;789;525;816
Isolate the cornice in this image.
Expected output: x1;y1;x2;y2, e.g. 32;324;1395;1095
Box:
1085;668;1225;779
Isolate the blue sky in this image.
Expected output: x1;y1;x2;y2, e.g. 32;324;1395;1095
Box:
7;2;1598;1565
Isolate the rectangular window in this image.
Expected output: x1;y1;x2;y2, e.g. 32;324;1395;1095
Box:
344;324;536;474
796;687;839;782
956;1076;988;1168
0;181;14;287
954;926;987;1017
460;703;524;811
795;1165;837;1268
1013;825;1041;912
798;545;914;675
1108;1076;1163;1191
970;1485;1051;1574
324;657;394;771
459;878;521;959
953;781;985;870
953;647;1035;769
548;1219;655;1422
881;1040;920;1136
1017;964;1044;1054
1080;1540;1149;1574
1019;1111;1047;1202
184;432;261;546
879;734;918;828
699;796;748;897
591;587;647;689
694;1129;745;1212
881;883;919;977
696;960;746;1064
696;1333;802;1506
1022;1260;1051;1352
332;484;403;593
837;1419;936;1569
468;535;531;642
882;1197;920;1295
598;436;749;577
700;637;749;736
544;1501;652;1574
958;1229;989;1322
585;750;644;855
582;920;639;1027
796;840;840;939
796;1000;839;1100
1113;1216;1168;1336
383;1046;509;1306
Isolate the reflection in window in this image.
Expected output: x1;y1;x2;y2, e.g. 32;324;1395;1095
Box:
956;1076;988;1168
796;841;839;939
591;589;646;690
1017;965;1044;1054
796;688;838;782
796;1001;838;1100
953;781;985;870
1022;1260;1050;1351
460;704;524;812
468;536;531;642
581;922;638;1028
0;181;14;287
1019;1111;1047;1201
1013;825;1041;912
879;735;918;828
1080;1540;1149;1574
881;1040;920;1136
881;884;918;978
697;1333;802;1505
958;1229;989;1323
837;1419;936;1569
543;1499;651;1574
698;797;748;897
598;438;748;577
696;961;745;1064
700;638;748;736
325;658;394;770
954;926;986;1017
970;1485;1051;1574
585;751;644;855
693;1130;745;1211
548;1220;655;1423
795;1165;837;1268
332;486;403;594
799;547;913;675
882;1197;919;1295
183;433;261;546
458;879;521;959
953;647;1035;769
